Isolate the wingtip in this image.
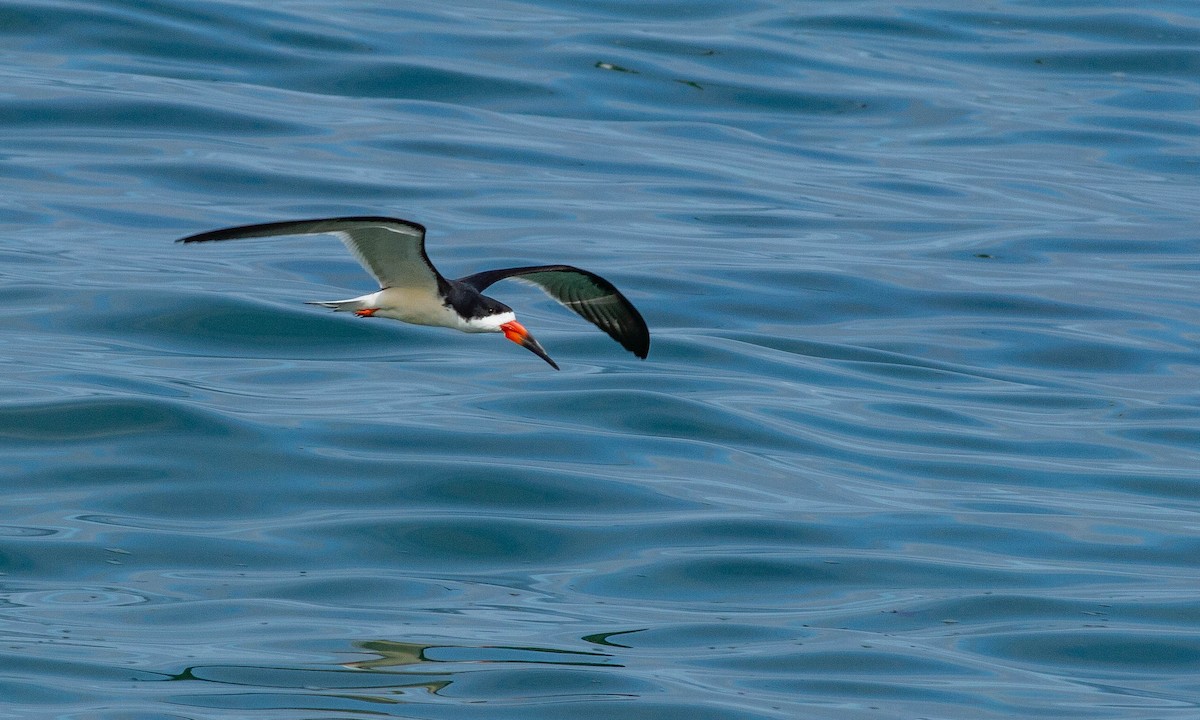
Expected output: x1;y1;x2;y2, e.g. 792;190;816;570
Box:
629;333;650;360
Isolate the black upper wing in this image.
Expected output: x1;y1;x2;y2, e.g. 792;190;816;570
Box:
176;216;441;292
457;265;649;359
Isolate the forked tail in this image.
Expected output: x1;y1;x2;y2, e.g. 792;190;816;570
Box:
305;298;362;312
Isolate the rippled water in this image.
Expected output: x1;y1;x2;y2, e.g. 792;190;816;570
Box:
3;1;1200;717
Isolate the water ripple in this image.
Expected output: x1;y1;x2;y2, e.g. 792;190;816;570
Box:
4;1;1200;718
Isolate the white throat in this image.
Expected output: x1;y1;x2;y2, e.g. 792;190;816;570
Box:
460;310;516;334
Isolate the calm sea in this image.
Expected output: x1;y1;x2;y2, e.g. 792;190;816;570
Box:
3;1;1199;718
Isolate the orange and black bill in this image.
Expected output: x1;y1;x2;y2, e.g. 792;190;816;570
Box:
501;321;559;370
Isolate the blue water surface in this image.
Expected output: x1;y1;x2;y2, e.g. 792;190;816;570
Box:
2;0;1200;718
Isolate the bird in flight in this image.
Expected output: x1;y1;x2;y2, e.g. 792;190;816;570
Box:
176;216;649;369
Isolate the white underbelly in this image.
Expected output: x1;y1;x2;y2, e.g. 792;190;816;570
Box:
323;289;508;333
366;288;464;328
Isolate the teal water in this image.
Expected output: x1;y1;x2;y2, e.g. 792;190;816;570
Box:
3;1;1200;717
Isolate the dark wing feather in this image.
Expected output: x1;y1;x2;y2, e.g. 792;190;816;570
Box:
457;265;649;359
176;216;441;292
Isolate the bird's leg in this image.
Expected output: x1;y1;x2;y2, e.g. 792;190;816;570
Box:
354;308;379;317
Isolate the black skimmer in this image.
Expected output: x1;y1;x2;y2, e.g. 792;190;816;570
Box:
176;216;649;369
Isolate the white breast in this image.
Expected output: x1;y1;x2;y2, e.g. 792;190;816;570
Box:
368;288;464;328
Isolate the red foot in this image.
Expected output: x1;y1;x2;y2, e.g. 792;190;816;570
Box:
354;308;379;317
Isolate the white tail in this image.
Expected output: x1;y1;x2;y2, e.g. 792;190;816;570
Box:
305;298;362;312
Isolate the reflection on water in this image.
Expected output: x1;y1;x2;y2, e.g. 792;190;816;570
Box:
350;639;618;670
3;0;1200;718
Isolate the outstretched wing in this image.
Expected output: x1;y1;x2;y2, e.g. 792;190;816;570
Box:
176;216;442;292
457;265;649;359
